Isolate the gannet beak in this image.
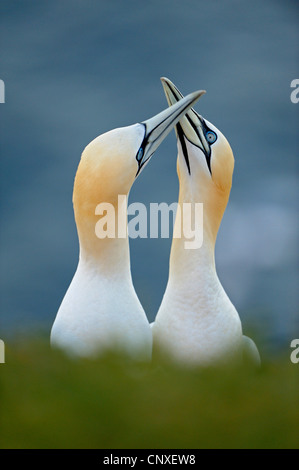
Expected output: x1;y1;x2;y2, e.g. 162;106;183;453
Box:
161;77;211;174
136;88;205;176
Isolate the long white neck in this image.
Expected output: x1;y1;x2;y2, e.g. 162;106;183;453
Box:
168;181;220;308
78;216;132;283
153;170;242;365
52;196;151;359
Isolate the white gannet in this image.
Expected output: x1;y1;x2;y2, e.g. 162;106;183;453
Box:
152;78;260;367
50;89;204;360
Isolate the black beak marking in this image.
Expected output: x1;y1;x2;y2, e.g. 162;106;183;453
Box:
176;122;191;175
163;79;212;175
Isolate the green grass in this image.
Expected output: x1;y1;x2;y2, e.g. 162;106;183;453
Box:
0;339;298;449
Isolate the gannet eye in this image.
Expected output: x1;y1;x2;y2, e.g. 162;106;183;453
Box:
136;147;143;162
206;131;217;144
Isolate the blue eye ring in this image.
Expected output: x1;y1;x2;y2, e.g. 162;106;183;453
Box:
205;130;217;144
136;147;144;162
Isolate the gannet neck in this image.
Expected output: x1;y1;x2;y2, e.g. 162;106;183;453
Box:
154;149;241;365
155;221;242;365
74;181;132;278
168;140;233;293
177;132;233;244
169;191;219;308
78;230;131;281
170;191;216;286
72;126;140;270
164;156;236;317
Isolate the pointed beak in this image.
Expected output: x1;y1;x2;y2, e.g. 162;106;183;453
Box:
136;88;205;176
160;77;210;174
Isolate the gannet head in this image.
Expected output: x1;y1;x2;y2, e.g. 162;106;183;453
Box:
161;77;235;241
72;89;205;254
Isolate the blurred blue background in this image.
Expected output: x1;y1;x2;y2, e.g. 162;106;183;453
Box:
0;0;298;355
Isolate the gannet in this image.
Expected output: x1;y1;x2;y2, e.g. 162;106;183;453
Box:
50;89;204;360
152;78;261;367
